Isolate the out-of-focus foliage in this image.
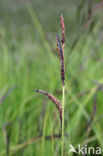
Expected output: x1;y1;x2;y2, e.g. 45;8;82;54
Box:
0;0;103;155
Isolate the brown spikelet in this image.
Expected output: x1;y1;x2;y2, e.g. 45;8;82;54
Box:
56;34;65;86
60;14;65;44
35;89;62;126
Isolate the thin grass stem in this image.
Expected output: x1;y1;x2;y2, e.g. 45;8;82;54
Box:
61;85;65;156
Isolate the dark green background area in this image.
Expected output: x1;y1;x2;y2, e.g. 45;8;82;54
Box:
0;0;103;155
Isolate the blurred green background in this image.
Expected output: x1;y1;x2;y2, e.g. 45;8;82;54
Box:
0;0;103;155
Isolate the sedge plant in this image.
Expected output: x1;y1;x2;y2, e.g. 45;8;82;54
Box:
35;15;66;156
56;15;65;156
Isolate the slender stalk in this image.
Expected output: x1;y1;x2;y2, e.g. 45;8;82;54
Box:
61;85;65;156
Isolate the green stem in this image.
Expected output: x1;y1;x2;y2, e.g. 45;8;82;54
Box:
61;85;65;156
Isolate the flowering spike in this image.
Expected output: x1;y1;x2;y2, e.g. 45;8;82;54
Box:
60;14;65;44
56;34;65;86
35;89;62;125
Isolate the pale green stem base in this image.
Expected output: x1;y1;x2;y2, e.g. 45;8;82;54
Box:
61;85;65;156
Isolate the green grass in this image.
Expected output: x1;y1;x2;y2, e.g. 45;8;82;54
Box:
0;0;103;155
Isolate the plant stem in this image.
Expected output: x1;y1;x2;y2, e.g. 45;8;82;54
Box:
61;85;65;156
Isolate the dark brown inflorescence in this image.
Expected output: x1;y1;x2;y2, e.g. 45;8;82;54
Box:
35;89;62;125
60;15;65;44
56;34;65;86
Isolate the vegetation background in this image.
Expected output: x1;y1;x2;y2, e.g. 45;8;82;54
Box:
0;0;103;155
